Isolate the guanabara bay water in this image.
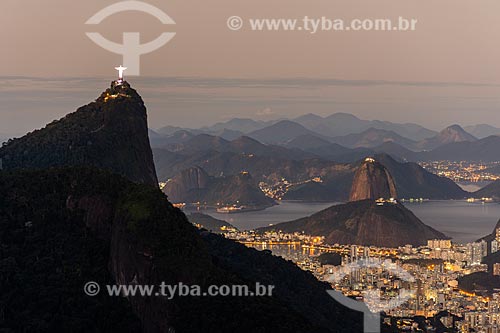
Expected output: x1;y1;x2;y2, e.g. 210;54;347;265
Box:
187;201;340;231
197;200;500;244
404;200;500;244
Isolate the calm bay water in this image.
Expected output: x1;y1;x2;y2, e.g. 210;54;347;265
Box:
200;201;338;231
200;200;500;244
403;201;500;244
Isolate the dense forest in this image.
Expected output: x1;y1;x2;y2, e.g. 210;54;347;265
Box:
0;168;363;332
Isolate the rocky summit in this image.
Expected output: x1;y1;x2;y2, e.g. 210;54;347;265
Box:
349;157;398;202
0;81;158;186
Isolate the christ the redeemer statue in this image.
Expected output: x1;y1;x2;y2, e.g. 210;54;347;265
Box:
115;65;127;81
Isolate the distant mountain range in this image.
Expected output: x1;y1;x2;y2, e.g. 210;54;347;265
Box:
153;132;468;201
162;134;315;160
151;113;499;162
172;112;439;142
331;128;418;150
416;125;477;151
155;112;500;146
464;124;500;139
293;113;438;141
416;135;500;162
200;118;272;134
156;118;272;138
317;124;477;152
247;120;329;145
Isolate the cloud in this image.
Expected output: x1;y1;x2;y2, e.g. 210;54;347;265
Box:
256;107;274;116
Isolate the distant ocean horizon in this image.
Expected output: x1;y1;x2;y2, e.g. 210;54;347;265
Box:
197;200;499;244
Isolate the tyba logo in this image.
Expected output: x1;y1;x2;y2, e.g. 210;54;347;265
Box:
85;1;176;76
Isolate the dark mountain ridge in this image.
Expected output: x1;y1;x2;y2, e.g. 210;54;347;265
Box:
0;81;158;186
416;135;500;162
257;200;447;247
375;154;467;199
0;168;362;332
247;120;332;145
153;119;498;163
331;128;418;150
162;166;275;208
166;134;315;161
464;124;500;139
293;112;437;141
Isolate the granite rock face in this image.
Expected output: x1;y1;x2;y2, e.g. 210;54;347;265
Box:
163;166;275;208
349;158;397;202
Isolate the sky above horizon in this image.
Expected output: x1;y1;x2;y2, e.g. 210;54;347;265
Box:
2;0;500;134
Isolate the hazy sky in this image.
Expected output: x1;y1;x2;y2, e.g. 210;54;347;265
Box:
2;0;500;134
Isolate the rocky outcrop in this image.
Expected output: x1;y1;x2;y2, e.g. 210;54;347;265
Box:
0;81;158;186
163;166;275;208
349;158;397;201
162;166;210;202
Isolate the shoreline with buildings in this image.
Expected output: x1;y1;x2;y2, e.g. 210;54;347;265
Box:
219;227;500;332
